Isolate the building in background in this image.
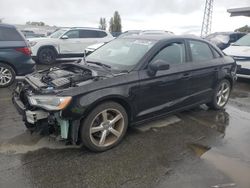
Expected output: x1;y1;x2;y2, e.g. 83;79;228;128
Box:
227;7;250;17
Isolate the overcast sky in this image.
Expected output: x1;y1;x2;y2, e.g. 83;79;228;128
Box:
0;0;249;35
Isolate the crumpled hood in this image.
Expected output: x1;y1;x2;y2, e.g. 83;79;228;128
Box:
223;46;250;57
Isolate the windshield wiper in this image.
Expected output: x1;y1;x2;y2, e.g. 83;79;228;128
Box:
86;61;114;76
86;61;111;69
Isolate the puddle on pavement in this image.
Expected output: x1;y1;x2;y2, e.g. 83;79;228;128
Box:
0;131;80;154
188;106;250;188
188;143;210;157
190;144;250;188
183;108;230;136
230;91;249;99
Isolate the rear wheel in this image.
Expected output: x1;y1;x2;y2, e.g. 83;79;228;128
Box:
207;79;231;110
38;47;56;64
80;102;128;152
0;63;15;88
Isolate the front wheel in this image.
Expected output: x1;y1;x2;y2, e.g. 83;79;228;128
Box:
0;63;15;88
80;102;128;152
207;79;231;110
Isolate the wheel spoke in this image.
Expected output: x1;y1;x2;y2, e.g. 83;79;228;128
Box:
2;69;8;74
101;110;108;122
109;128;121;137
99;130;107;146
221;83;225;90
223;87;229;94
91;126;104;134
217;96;222;105
3;74;11;79
110;114;122;125
221;95;227;102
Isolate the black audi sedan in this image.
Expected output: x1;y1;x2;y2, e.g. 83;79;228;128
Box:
13;35;236;152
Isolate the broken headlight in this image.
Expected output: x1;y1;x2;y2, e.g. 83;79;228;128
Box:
28;95;72;111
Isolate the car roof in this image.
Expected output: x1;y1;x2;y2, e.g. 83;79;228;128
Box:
120;34;202;42
207;32;246;36
69;27;107;31
0;23;16;29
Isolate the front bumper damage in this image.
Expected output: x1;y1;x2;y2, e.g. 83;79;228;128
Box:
12;89;80;144
25;110;48;124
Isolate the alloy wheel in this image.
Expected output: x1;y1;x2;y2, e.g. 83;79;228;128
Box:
0;66;13;86
216;82;230;107
89;108;125;147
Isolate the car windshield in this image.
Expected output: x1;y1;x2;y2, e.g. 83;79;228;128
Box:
50;29;67;38
234;34;250;46
86;38;156;71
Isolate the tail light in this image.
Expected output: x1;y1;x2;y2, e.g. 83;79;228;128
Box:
15;47;32;56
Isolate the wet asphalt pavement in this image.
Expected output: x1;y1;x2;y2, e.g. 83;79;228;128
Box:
0;65;250;188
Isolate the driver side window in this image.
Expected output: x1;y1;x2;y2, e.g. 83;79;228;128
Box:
151;42;186;65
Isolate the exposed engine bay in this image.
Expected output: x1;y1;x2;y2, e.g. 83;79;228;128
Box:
23;63;99;91
13;62;115;143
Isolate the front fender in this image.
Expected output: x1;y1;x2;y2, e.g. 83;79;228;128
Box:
62;85;138;120
31;39;60;56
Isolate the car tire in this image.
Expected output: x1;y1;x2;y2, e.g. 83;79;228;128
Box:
207;79;231;110
80;102;128;152
0;63;16;88
38;47;56;64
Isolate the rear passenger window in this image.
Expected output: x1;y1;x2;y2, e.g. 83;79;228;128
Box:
79;30;107;38
0;27;23;41
97;31;107;38
189;40;214;62
151;42;186;64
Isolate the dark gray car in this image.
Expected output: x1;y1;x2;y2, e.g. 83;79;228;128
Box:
0;24;35;87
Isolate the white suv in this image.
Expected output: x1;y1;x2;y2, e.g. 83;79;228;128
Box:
28;27;114;64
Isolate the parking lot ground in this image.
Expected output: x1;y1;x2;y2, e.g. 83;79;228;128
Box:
0;75;250;188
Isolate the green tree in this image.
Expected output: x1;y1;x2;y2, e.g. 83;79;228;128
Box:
113;11;122;32
0;18;3;23
109;11;122;33
109;17;114;32
235;25;250;33
99;17;107;30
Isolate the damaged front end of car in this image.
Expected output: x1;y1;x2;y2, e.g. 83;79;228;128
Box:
12;62;102;144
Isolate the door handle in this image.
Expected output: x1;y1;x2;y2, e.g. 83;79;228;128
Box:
182;73;191;79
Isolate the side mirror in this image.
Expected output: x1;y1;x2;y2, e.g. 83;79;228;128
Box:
61;35;68;39
148;59;170;76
